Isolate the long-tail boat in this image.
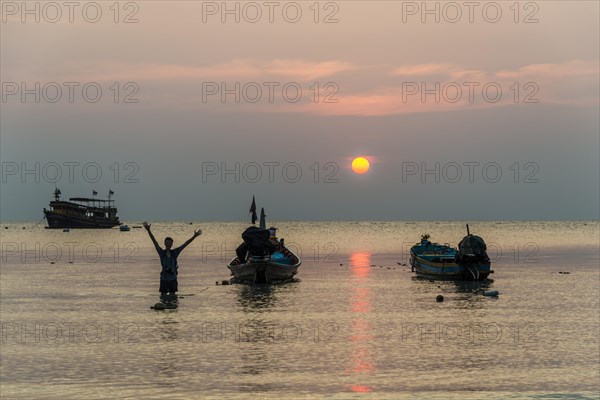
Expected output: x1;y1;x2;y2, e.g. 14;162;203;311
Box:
227;198;301;283
410;225;493;281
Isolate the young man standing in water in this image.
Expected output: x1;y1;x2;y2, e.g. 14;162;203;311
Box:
143;222;202;296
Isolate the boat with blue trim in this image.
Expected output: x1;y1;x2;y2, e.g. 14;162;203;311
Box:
410;225;492;281
227;198;301;283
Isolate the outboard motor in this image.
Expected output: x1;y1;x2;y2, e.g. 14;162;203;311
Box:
457;234;490;264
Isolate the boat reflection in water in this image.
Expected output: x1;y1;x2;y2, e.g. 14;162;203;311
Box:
236;283;276;311
231;283;280;391
410;275;497;311
347;252;375;393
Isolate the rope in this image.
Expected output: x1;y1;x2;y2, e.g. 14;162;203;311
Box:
465;264;478;280
33;215;46;227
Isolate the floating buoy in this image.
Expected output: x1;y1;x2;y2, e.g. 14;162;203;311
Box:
436;295;444;302
483;290;499;297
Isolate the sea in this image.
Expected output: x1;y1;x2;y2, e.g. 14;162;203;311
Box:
1;221;598;399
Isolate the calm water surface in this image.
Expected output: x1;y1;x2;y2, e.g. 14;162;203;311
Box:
1;221;599;399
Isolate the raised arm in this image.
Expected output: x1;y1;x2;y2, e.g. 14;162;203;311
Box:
143;222;162;253
177;229;202;253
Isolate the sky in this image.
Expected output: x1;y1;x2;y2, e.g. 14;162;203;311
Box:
1;1;599;221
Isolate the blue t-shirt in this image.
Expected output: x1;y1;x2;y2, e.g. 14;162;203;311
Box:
158;247;182;281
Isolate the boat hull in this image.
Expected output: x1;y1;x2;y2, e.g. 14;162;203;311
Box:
227;259;300;283
410;253;491;281
44;211;120;229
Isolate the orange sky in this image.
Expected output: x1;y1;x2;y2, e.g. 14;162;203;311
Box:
1;1;598;220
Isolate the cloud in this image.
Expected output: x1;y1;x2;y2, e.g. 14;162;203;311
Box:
283;87;494;117
263;59;599;116
3;59;597;116
265;59;355;80
495;60;599;79
391;63;459;77
33;59;357;83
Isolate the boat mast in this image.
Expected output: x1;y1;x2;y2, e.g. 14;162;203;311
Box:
108;190;114;208
259;208;266;229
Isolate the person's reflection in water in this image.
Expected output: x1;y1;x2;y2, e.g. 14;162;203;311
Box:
154;318;180;385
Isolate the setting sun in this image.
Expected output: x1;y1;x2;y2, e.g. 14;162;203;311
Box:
352;157;370;174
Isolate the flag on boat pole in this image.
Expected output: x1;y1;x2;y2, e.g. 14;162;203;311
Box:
250;196;257;225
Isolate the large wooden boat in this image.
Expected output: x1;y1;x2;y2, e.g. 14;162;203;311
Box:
43;189;120;229
410;226;493;281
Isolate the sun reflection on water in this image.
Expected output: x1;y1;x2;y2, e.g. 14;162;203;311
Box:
348;252;375;392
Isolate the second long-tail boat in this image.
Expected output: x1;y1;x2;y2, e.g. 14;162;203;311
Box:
410;225;493;281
